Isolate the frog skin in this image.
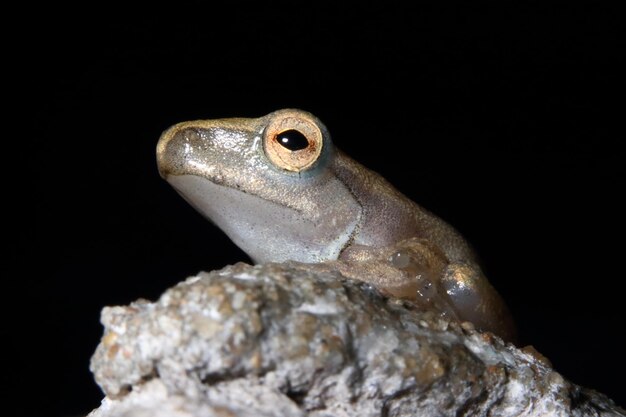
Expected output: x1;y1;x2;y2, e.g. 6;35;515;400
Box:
156;109;516;342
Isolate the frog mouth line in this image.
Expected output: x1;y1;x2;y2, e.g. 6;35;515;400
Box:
164;170;306;216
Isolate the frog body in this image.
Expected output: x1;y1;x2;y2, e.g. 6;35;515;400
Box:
157;109;516;342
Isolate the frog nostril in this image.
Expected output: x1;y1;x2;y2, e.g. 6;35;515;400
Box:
181;128;201;143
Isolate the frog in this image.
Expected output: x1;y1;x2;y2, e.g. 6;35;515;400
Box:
156;109;516;342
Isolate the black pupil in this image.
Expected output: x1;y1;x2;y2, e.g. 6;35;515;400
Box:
276;130;309;151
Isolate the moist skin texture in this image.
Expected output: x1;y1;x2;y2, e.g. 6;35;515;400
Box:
156;109;516;342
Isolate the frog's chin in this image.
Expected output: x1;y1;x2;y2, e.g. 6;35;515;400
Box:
165;174;358;263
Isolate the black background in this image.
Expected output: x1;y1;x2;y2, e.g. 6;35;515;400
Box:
11;2;624;416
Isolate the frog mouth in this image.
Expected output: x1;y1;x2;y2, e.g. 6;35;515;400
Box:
164;174;360;264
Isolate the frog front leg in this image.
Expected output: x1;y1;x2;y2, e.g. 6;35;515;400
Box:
440;262;517;343
336;238;517;343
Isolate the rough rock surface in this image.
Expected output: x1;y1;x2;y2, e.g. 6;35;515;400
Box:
89;262;624;417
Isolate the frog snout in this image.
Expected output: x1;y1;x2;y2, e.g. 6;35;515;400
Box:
156;125;204;178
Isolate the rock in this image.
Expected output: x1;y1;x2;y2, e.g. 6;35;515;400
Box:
88;262;624;417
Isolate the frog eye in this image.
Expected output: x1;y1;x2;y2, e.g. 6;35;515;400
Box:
263;111;323;172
